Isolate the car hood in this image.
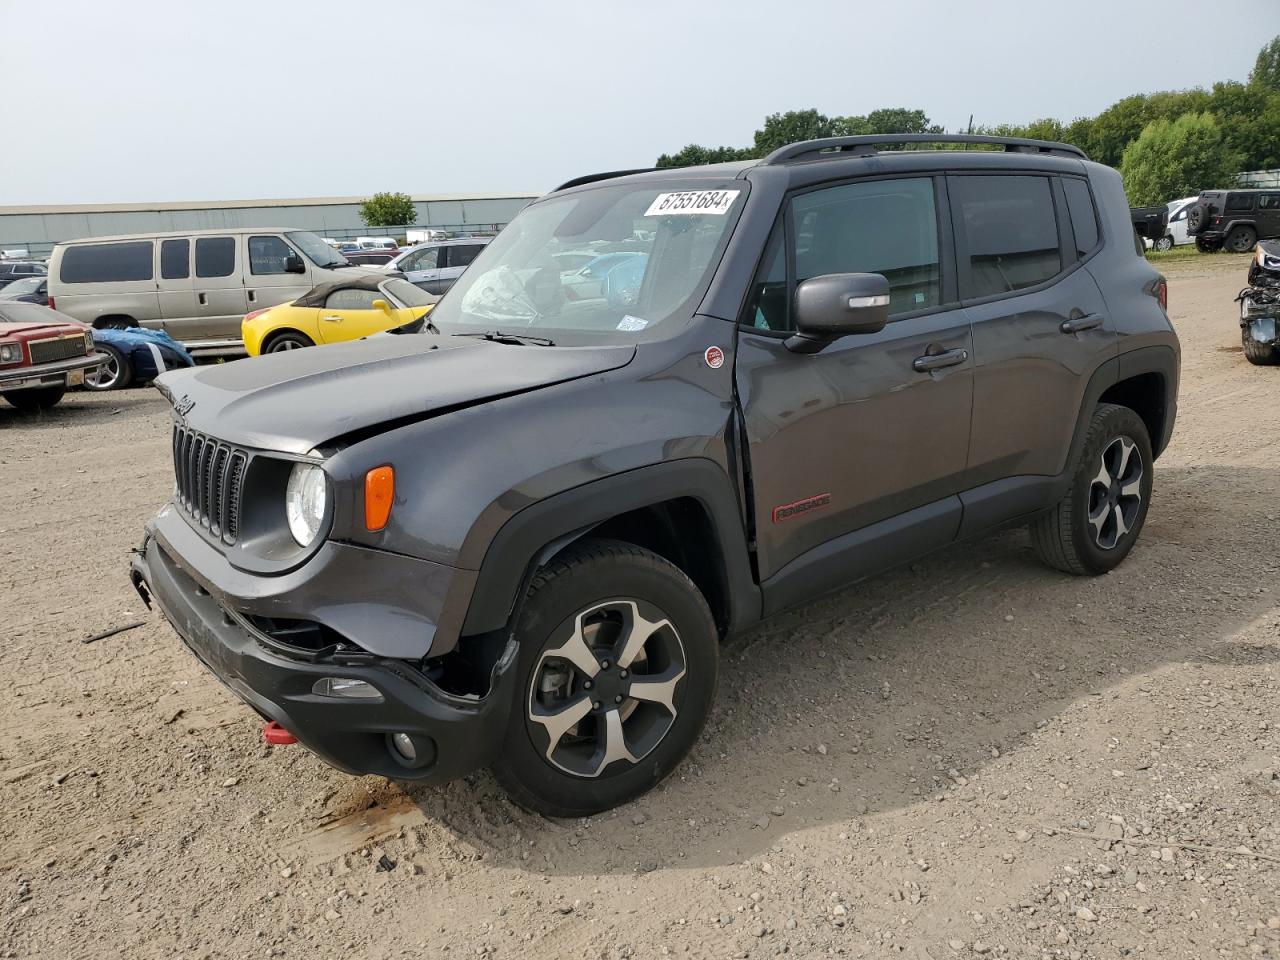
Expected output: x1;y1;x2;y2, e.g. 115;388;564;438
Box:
156;334;636;454
0;321;85;339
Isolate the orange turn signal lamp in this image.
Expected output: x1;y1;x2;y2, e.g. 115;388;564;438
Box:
364;465;395;531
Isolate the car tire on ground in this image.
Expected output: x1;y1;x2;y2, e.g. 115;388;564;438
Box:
84;343;133;391
1225;226;1258;254
2;385;67;412
1242;325;1280;365
1195;237;1222;254
92;316;138;331
1154;235;1174;252
491;538;718;817
263;331;315;353
1031;403;1154;576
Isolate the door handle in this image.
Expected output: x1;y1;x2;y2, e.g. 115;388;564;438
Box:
198;293;207;306
247;289;256;303
912;348;968;373
1061;314;1103;334
322;315;344;323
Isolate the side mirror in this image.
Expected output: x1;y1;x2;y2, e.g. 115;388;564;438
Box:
786;273;890;353
284;253;306;274
371;298;392;314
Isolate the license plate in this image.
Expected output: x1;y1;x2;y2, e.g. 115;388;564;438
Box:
67;369;85;387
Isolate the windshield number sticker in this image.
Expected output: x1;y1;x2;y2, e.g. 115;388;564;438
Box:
644;190;740;217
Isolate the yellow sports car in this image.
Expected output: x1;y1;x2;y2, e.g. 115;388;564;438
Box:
242;275;436;356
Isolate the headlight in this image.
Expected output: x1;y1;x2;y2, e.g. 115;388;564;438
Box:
0;341;22;364
284;462;327;547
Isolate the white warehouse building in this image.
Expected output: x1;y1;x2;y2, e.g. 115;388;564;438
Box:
0;192;538;257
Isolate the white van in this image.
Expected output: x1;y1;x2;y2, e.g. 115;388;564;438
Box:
354;237;399;250
47;228;376;352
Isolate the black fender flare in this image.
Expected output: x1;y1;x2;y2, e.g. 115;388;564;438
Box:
459;458;761;638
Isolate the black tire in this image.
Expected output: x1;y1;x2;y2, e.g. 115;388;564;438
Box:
92;316;137;331
84;343;133;391
263;331;315;353
1153;235;1174;252
1031;403;1154;576
1184;203;1208;236
2;385;67;411
1225;226;1257;254
1195;236;1222;254
491;538;718;817
1242;324;1280;365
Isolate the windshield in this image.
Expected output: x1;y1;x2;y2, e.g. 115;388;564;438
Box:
287;230;350;268
0;277;43;298
427;181;746;343
383;277;435;307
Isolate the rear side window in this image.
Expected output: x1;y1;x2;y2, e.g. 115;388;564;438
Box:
1061;178;1099;257
792;176;941;317
1258;194;1280;209
951;175;1061;299
249;235;296;275
446;244;484;268
59;241;154;283
160;239;190;279
1225;194;1255;212
195;237;236;278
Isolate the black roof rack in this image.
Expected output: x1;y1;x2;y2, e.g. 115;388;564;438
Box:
763;134;1087;164
553;168;656;192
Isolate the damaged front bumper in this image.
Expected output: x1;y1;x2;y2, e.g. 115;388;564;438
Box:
129;521;517;783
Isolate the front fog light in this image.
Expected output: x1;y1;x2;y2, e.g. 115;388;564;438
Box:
285;462;327;547
391;732;417;761
312;677;382;701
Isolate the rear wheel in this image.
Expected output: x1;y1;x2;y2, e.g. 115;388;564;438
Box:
263;331;314;353
1153;235;1174;252
2;385;67;411
492;539;718;817
1225;226;1258;253
1242;325;1280;365
84;343;132;391
1195;237;1222;254
1031;404;1153;576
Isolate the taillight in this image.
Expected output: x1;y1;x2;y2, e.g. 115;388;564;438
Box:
1155;279;1168;312
243;308;268;323
47;295;56;310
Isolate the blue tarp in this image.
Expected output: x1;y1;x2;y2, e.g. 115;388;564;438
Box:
90;327;194;382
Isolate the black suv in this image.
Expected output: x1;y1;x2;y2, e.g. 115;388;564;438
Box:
1185;188;1280;253
131;135;1179;816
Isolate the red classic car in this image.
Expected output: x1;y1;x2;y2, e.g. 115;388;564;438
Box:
0;301;105;411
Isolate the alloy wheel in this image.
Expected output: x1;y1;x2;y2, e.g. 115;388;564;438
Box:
85;352;119;390
527;599;686;778
1087;436;1143;550
269;338;305;352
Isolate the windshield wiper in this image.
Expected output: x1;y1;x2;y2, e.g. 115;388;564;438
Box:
454;330;556;346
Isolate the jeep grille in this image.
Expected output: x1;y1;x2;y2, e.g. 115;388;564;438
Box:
172;425;248;544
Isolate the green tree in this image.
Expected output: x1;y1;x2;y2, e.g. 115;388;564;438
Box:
655;144;752;169
1119;112;1241;205
1207;80;1280;171
1250;35;1280;91
751;109;835;154
359;191;417;227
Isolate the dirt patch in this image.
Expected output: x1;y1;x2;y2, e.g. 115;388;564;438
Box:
2;256;1277;959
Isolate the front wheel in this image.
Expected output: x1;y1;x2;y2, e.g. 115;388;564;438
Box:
1153;235;1174;252
3;385;67;411
1031;403;1153;576
84;344;133;391
491;539;718;817
1242;325;1280;365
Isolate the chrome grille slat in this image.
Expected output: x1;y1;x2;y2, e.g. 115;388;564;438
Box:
29;335;88;366
170;425;248;545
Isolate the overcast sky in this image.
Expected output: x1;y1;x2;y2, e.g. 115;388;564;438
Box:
3;0;1275;205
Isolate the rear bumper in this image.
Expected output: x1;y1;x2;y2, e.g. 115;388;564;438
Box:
131;530;517;782
0;352;103;389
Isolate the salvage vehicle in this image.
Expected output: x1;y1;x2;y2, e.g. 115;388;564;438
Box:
0;301;103;410
1142;197;1199;252
1185;188;1280;253
1237;239;1280;365
84;326;194;391
386;237;491;296
0;276;49;305
131;135;1180;816
240;274;436;355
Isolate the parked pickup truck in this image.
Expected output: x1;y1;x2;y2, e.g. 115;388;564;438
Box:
131;135;1180;816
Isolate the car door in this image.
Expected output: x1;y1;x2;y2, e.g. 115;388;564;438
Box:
187;235;247;340
951;174;1115;514
316;287;405;344
1258;193;1280;239
245;234;311;311
735;175;973;591
401;245;444;289
157;238;198;324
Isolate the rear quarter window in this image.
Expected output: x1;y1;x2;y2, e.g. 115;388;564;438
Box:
1061;178;1100;256
59;241;154;283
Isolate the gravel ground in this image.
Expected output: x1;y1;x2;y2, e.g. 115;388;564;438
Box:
1;255;1276;960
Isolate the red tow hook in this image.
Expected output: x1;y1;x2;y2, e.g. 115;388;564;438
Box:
263;721;298;745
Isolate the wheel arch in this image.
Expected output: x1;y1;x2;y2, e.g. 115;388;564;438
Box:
458;459;761;644
92;314;138;329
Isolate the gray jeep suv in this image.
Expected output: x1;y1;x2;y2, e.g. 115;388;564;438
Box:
131;135;1179;816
